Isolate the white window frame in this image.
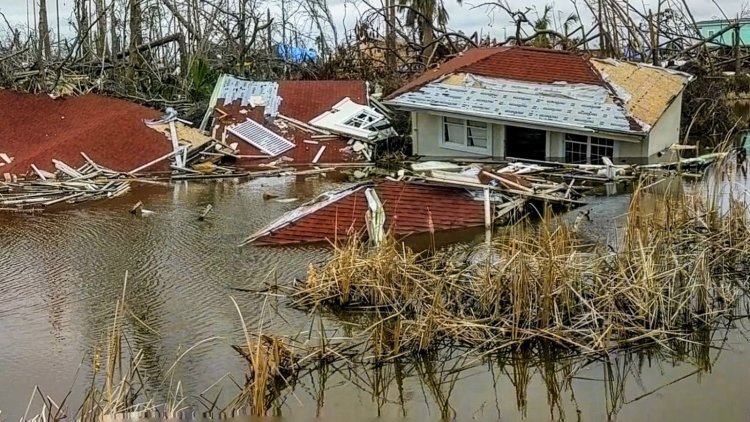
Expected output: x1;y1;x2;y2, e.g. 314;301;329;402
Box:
440;116;492;154
344;109;385;129
564;133;616;164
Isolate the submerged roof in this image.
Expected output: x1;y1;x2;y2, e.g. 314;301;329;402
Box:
202;76;373;165
278;80;368;122
387;47;692;136
245;180;487;246
591;59;692;127
1;90;171;175
209;75;368;122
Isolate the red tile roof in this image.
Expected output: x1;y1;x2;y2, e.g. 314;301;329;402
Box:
462;47;603;86
0;90;171;175
215;101;360;166
251;180;487;246
388;47;603;98
388;48;506;98
277;80;368;121
213;79;369;166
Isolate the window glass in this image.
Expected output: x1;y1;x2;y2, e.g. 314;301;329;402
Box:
443;117;489;149
444;118;466;145
564;133;588;164
467;120;488;147
590;137;614;164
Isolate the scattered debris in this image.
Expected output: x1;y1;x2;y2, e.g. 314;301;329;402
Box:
0;157;131;210
130;201;144;214
202;76;392;166
199;204;213;221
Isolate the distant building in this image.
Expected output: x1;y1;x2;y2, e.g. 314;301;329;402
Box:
385;47;693;164
696;18;750;47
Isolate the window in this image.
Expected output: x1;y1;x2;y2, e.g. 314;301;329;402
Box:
564;134;588;164
564;134;614;164
590;137;614;164
344;110;383;129
708;30;715;37
442;117;490;151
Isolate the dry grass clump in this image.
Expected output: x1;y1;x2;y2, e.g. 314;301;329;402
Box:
229;334;298;416
293;175;750;357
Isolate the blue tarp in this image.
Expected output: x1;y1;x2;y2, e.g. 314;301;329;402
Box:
276;44;318;63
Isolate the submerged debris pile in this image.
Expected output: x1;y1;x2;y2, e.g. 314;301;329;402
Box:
290;176;750;356
0;156;130;211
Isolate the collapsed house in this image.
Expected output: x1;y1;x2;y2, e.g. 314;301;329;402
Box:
0;89;173;176
385;47;693;164
200;75;395;167
242;180;499;246
242;159;595;246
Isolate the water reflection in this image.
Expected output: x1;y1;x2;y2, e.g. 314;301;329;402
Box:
3;174;750;420
250;327;732;421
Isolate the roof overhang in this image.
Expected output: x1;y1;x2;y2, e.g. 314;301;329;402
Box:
385;100;647;142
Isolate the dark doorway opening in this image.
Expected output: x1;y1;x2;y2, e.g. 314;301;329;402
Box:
505;126;547;160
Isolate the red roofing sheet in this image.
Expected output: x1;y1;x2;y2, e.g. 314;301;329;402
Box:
213;79;369;166
215;101;360;165
388;47;603;99
0;90;171;175
277;80;368;121
252;181;487;246
461;47;603;86
388;47;506;98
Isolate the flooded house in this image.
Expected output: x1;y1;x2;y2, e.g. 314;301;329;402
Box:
200;75;394;167
385;47;693;164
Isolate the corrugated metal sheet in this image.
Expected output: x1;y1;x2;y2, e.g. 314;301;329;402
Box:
219;76;282;116
227;119;296;156
247;181;488;246
387;76;640;134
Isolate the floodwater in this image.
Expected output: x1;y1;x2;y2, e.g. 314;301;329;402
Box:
1;176;750;421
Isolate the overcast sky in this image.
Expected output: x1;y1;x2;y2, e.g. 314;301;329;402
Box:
0;0;746;44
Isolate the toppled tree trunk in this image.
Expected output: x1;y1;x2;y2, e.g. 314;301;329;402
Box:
115;32;183;60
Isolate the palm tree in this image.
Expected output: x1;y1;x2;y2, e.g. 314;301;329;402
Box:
532;4;553;48
399;0;460;62
531;5;579;49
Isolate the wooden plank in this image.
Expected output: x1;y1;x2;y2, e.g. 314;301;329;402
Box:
169;121;184;167
30;164;48;181
128;149;182;175
52;159;83;178
312;145;327;164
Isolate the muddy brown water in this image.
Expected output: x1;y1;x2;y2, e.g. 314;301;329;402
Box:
1;177;750;421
